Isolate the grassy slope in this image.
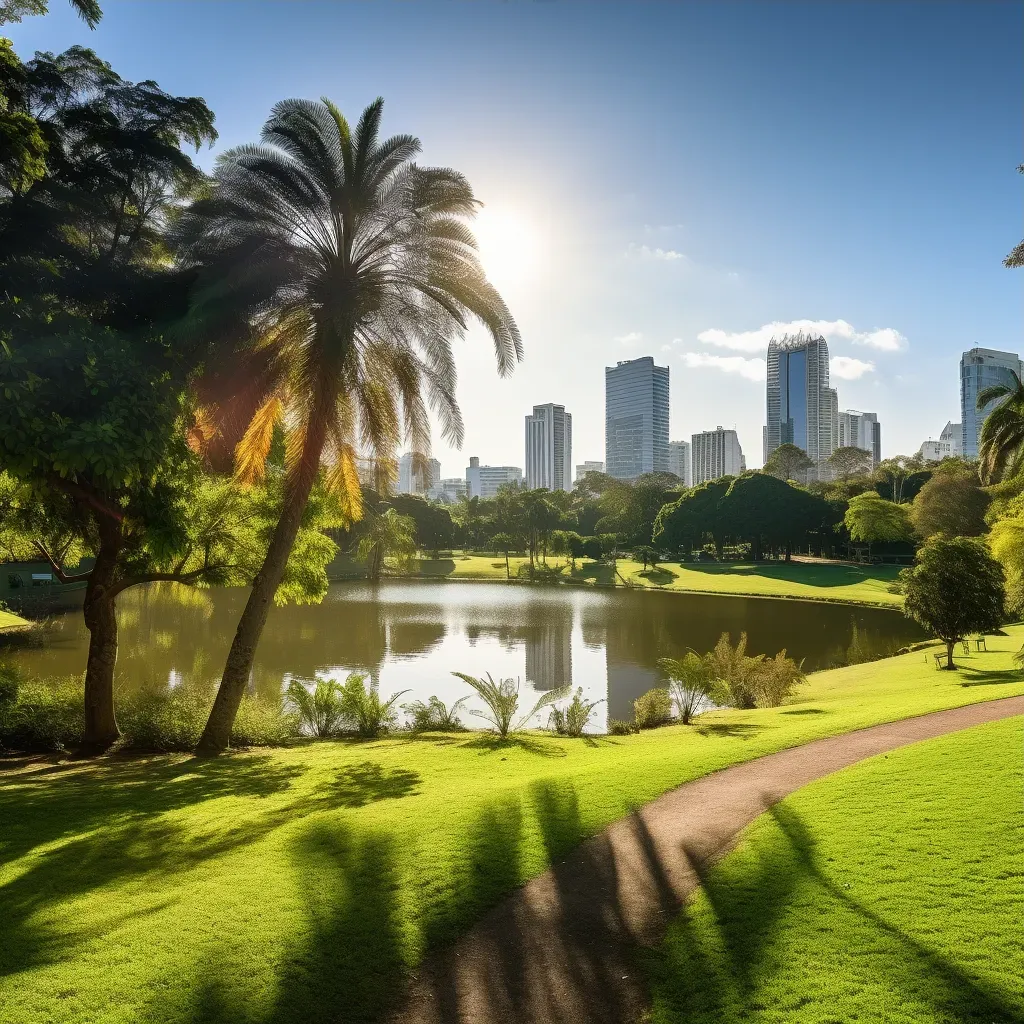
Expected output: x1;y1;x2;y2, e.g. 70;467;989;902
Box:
0;609;29;632
407;554;904;606
2;634;1022;1024
642;715;1024;1023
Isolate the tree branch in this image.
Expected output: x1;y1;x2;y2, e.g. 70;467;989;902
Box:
108;564;237;600
32;542;93;584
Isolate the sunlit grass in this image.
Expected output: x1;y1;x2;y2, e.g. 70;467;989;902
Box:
2;629;1022;1023
642;716;1024;1023
0;609;29;631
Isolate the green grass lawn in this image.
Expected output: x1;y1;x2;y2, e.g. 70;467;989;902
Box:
404;554;904;606
2;633;1022;1023
641;715;1024;1023
0;609;30;632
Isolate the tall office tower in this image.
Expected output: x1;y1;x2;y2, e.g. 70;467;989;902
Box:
918;420;963;463
397;452;441;495
574;460;605;482
691;427;745;484
524;403;572;491
604;356;670;480
465;456;523;499
837;410;882;467
961;347;1023;458
667;440;692;486
764;333;836;474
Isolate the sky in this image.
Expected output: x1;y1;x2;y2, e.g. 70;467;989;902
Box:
7;1;1022;475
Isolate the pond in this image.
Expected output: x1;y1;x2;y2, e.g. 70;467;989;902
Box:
9;580;925;729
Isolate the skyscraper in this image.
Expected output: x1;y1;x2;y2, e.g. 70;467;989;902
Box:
524;403;572;491
764;332;836;473
605;356;670;481
397;452;441;495
837;410;882;467
960;347;1023;458
667;440;692;486
691;427;744;484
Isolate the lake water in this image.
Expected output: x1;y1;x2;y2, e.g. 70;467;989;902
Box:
8;580;925;729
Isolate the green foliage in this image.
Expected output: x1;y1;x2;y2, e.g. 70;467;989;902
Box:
581;535;603;560
844;491;913;544
763;443;814;481
0;0;102;28
873;456;929;504
633;687;673;729
547;688;604;737
658;653;727;724
901;537;1005;665
338;674;408;739
285;677;347;738
706;632;805;709
635;545;658;570
720;473;830;559
607;717;640;735
452;671;570;738
402;695;469;733
827;446;873;481
653;477;732;556
988;494;1024;615
977;369;1024;483
388;495;454;555
910;464;989;540
357;508;417;579
595;473;683;547
0;662;19;710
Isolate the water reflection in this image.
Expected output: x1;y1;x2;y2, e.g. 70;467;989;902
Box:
9;580;924;727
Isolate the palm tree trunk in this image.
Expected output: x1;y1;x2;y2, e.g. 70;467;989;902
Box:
81;530;122;751
197;412;330;755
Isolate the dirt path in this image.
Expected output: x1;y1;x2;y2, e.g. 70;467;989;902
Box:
389;695;1024;1024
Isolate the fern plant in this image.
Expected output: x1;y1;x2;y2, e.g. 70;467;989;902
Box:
548;688;604;737
401;694;470;732
658;653;726;724
285;677;347;737
338;674;408;738
452;672;570;738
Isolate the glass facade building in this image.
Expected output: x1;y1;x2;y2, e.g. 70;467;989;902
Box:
960;348;1023;459
604;356;670;480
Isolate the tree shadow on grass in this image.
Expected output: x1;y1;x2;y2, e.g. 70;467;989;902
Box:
957;667;1023;688
461;733;569;758
638;566;679;586
694;722;763;740
311;761;420;808
780;707;827;715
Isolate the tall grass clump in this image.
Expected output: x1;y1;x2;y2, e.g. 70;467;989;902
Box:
339;674;408;738
658;653;727;724
452;672;570;738
548;688;604;737
402;694;469;732
285;677;348;737
706;632;805;709
633;687;673;729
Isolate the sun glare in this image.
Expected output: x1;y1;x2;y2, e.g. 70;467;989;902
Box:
471;206;545;291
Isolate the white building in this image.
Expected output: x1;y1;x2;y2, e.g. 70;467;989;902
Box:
961;347;1023;459
397;452;441;495
524;403;572;491
918;421;963;463
428;477;468;503
837;410;882;467
692;427;745;485
605;356;670;480
574;460;605;482
667;440;692;486
465;456;523;499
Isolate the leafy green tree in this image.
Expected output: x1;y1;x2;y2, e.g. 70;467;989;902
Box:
490;532;514;579
581;536;603;561
549;529;584;568
988;493;1024;616
828;446;873;482
1006;164;1024;268
720;473;826;561
763;443;813;481
595;473;682;547
388;495;454;557
901;537;1005;669
910;465;989;540
0;0;102;28
653;477;732;558
873;455;928;504
634;545;658;570
977;370;1024;484
844;491;913;557
356;507;416;580
176;97;520;753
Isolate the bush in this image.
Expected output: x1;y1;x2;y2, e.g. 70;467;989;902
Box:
633;687;672;729
706;632;804;708
547;688;604;737
338;674;408;738
452;671;570;738
608;718;639;736
581;536;603;561
658;653;726;724
0;675;82;751
285;677;348;737
0;664;19;710
402;694;469;732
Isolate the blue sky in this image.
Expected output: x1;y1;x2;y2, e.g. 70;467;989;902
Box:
8;1;1022;473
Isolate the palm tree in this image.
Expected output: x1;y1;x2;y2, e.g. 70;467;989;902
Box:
357;507;416;580
977;371;1024;484
177;98;521;753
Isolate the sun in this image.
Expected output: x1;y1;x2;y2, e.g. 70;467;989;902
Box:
471;206;545;291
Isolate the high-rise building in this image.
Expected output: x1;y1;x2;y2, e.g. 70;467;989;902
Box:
837;410;882;467
918;421;963;463
574;460;605;482
667;440;692;486
397;452;441;495
465;456;523;499
961;347;1023;458
524;403;572;491
764;333;836;475
692;427;744;484
605;356;670;481
427;477;468;503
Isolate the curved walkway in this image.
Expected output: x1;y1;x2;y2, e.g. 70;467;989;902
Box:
389;695;1024;1024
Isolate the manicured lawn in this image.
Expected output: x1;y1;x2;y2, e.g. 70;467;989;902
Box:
2;632;1022;1023
642;715;1024;1023
405;554;904;607
0;609;30;632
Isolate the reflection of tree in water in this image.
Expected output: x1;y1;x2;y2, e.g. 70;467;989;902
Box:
387;619;447;659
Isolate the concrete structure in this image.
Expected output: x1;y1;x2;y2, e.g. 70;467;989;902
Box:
525;403;572;491
918;421;963;463
428;477;468;503
604;356;670;481
465;456;523;499
691;426;744;484
837;410;882;467
398;452;441;495
960;347;1023;459
574;460;605;483
764;333;836;475
667;440;692;486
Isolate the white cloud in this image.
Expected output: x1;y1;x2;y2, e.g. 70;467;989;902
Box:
626;243;687;262
615;331;643;345
830;356;875;380
696;318;908;354
681;352;767;381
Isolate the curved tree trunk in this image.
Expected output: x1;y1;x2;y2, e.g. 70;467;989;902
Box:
197;411;330;755
81;532;122;751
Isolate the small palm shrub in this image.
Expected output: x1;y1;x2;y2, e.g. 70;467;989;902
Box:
548;688;605;737
658;653;727;724
402;694;470;732
452;672;570;738
633;687;673;729
338;674;409;738
285;677;348;737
